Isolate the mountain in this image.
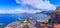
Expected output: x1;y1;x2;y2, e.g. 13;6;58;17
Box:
35;11;54;15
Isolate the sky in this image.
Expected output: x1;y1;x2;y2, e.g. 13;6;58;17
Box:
0;0;60;14
50;0;60;6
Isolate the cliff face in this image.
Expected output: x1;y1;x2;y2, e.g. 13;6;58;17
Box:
56;6;60;12
51;6;60;19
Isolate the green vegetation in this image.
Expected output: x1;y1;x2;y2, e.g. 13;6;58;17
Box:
23;24;29;28
20;18;31;23
20;20;24;23
19;18;32;28
26;18;31;23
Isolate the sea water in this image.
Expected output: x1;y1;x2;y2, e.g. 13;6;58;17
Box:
0;26;4;28
0;14;18;28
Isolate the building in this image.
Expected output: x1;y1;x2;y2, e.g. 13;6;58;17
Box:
5;19;35;28
35;19;49;28
5;21;21;28
22;19;35;28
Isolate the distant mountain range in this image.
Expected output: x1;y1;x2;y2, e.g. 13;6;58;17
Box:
36;11;55;15
17;11;52;20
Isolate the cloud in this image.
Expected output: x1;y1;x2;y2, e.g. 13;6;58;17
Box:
15;0;56;11
0;0;56;14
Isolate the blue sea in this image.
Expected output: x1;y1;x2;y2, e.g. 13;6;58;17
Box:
0;14;19;28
